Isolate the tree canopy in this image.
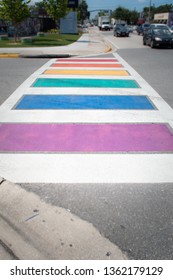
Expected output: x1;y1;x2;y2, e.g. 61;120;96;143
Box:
0;0;30;24
0;0;30;39
111;6;139;24
78;0;89;23
111;4;173;24
43;0;68;22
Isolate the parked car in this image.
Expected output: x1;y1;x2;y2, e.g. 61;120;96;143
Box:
113;23;129;37
143;26;173;48
137;23;150;35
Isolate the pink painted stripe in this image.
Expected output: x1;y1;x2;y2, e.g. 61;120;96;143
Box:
56;58;119;62
0;123;173;152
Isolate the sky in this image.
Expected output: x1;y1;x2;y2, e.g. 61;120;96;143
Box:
86;0;173;16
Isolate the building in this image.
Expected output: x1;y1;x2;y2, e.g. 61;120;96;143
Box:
154;12;173;27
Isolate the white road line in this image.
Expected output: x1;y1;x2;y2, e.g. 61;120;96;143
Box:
0;154;173;183
0;110;165;123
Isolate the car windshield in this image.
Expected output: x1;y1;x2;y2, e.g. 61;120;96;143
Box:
153;28;171;35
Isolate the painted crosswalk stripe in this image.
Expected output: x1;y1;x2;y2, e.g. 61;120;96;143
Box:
14;95;155;110
51;63;123;68
43;69;129;76
0;123;173;152
32;78;140;88
56;58;119;62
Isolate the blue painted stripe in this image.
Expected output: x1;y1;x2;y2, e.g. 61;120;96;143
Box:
32;78;140;88
15;95;155;110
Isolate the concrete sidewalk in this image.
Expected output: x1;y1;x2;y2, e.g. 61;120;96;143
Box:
0;27;114;58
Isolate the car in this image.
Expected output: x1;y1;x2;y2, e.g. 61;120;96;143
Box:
137;23;150;35
113;23;129;37
169;26;173;33
128;25;134;33
150;23;168;29
143;26;173;48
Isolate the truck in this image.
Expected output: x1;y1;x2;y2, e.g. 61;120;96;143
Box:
98;16;110;31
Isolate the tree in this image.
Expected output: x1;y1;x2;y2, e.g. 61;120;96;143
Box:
0;0;30;40
112;6;130;23
111;6;139;24
43;0;68;23
78;0;89;24
129;10;139;25
30;1;47;17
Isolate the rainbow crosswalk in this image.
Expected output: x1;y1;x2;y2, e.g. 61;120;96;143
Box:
0;55;173;183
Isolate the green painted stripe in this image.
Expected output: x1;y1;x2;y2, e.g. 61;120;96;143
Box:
32;78;140;88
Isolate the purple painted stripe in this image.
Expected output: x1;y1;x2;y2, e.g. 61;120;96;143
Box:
0;123;173;152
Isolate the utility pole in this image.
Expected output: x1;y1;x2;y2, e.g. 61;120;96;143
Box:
148;0;152;23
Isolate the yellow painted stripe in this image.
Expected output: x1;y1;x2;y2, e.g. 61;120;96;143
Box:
44;69;129;76
0;53;20;58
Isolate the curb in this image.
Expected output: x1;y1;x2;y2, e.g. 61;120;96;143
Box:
104;45;112;53
19;54;71;59
0;53;20;58
0;177;127;260
0;53;71;59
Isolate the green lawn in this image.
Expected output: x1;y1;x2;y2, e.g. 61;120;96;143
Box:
0;33;81;48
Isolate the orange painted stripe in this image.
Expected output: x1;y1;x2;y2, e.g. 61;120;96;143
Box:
44;69;129;76
51;63;123;68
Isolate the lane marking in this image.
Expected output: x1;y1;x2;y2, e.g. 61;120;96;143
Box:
1;154;173;183
0;123;173;152
14;95;155;110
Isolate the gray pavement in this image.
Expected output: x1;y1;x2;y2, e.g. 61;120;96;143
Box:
0;29;124;260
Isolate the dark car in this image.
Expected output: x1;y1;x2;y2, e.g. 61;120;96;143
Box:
143;26;173;48
113;24;129;37
137;23;150;35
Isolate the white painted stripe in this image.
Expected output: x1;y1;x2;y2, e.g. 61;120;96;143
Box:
0;110;164;123
0;154;173;183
